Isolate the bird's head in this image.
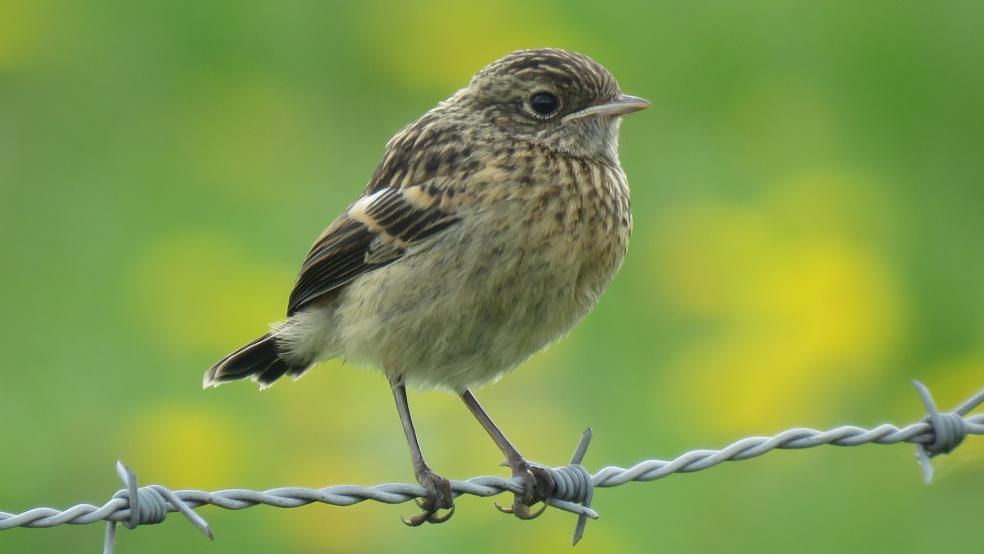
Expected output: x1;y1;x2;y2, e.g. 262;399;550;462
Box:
451;48;649;161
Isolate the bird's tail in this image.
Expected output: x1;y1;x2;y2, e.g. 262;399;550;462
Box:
203;333;310;390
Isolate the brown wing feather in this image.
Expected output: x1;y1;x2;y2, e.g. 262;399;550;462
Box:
286;185;459;315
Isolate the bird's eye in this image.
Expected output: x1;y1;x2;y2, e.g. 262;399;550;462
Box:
529;92;560;118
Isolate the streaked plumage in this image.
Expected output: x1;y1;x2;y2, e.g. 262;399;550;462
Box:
202;48;648;524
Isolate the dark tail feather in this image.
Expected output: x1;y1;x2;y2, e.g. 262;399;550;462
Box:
203;333;310;389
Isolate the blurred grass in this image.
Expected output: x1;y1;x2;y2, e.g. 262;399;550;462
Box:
1;0;982;552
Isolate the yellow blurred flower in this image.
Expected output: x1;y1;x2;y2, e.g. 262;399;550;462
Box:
358;0;577;90
0;0;45;70
127;231;294;353
124;403;246;488
652;172;904;433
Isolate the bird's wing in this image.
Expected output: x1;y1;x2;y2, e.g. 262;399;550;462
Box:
286;183;460;315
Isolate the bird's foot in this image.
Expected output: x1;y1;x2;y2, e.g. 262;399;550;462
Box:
495;460;555;520
402;468;455;526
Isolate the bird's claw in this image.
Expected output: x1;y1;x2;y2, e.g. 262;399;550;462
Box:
497;460;554;520
401;504;455;526
401;469;455;526
494;499;548;519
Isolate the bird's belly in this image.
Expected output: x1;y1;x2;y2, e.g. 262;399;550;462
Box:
330;202;627;391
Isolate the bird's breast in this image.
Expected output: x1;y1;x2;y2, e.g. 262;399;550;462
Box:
521;156;632;296
330;154;632;391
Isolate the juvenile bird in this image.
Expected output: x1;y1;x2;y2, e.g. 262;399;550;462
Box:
203;48;649;525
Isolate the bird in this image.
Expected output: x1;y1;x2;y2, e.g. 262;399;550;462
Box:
203;47;649;525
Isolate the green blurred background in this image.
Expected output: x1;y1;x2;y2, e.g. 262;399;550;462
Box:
2;1;982;552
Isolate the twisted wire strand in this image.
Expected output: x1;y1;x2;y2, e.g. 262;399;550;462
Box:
591;414;984;487
1;382;981;550
3;418;981;527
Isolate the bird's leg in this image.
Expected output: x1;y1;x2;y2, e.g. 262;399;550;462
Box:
389;375;454;526
460;389;554;520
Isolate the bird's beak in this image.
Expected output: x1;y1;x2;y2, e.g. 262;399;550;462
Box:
562;94;651;123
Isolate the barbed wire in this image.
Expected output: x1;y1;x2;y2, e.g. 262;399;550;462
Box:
1;380;982;553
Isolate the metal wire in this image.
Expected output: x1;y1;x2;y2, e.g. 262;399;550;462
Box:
1;381;982;552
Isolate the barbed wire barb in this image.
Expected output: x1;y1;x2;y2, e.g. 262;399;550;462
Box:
911;380;977;483
102;461;212;554
1;381;981;553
